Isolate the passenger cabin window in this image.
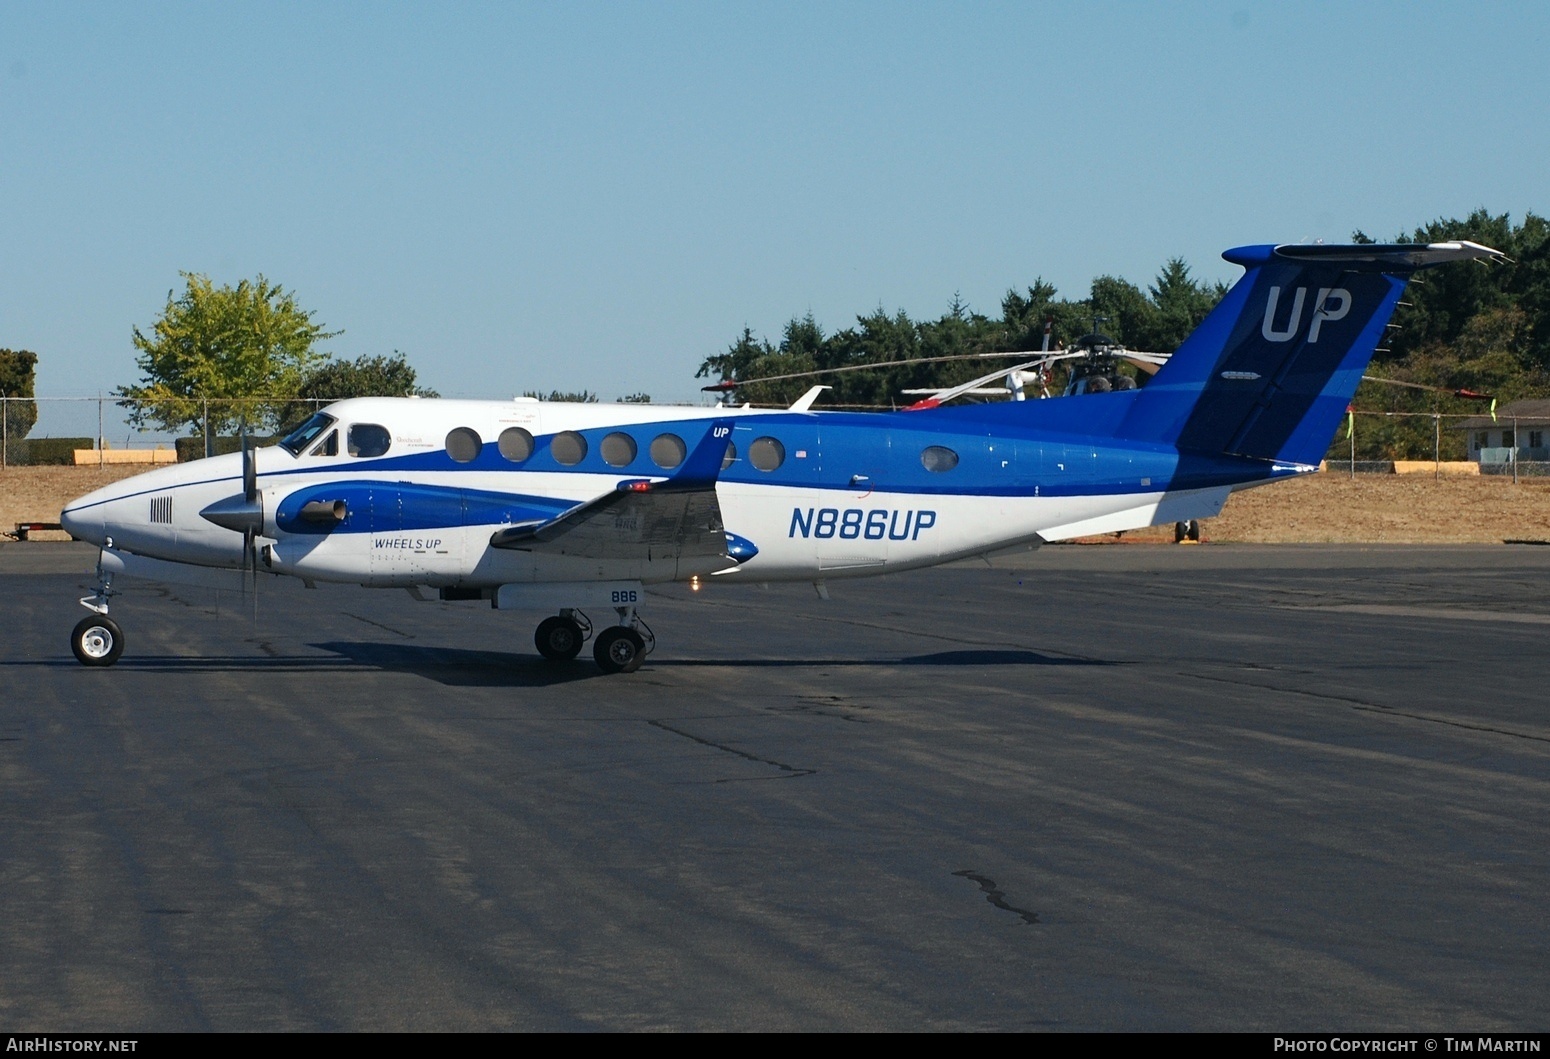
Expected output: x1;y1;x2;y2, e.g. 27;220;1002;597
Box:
921;445;959;472
601;432;637;468
551;431;587;466
310;430;339;457
279;412;336;456
651;433;686;470
498;427;535;463
445;427;483;463
348;423;392;458
749;437;785;472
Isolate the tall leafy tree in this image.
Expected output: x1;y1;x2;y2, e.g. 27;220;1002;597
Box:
0;348;39;447
1140;259;1222;353
280;352;438;430
118;273;339;434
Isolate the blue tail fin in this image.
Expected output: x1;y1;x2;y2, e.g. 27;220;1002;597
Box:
1120;241;1504;466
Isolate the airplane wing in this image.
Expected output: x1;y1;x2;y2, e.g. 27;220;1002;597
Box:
488;419;733;561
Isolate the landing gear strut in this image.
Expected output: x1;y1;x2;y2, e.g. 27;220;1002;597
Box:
73;557;123;666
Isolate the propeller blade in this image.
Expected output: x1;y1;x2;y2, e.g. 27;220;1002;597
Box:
242;431;257;502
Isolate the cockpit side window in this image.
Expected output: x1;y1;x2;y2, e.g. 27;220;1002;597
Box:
309;430;339;457
348;423;392;458
279;412;337;456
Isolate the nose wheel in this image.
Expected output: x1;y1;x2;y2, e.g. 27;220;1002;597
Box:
71;615;125;667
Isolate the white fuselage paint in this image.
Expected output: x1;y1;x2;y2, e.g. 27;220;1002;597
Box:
61;397;1246;593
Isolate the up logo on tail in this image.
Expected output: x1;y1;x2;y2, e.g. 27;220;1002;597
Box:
1261;286;1352;343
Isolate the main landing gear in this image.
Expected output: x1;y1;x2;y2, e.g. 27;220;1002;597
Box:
72;560;123;667
532;606;654;674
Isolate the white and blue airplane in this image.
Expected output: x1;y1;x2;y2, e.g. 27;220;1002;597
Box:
60;240;1504;672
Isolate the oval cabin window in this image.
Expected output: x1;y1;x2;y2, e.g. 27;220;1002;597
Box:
601;432;637;468
550;431;587;466
650;433;686;470
498;427;535;463
445;427;482;463
921;445;959;472
749;437;785;472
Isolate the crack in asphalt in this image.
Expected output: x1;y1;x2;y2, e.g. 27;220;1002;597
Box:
343;612;415;638
1185;670;1550;744
648;719;815;781
954;870;1040;925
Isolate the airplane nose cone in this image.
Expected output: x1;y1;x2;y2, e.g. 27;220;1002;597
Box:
60;502;102;545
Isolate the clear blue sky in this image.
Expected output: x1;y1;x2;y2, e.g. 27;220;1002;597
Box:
3;1;1548;425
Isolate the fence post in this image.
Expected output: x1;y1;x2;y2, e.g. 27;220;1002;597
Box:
203;398;212;459
1513;416;1519;485
1434;412;1440;478
1349;412;1356;479
97;395;104;469
2;394;7;470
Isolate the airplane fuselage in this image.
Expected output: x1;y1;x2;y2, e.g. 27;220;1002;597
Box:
61;395;1288;590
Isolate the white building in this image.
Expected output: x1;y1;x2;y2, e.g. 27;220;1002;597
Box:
1456;399;1550;470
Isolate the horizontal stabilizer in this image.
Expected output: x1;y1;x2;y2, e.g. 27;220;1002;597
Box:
1226;241;1509;271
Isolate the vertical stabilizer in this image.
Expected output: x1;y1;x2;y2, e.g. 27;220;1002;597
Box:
1120;241;1505;467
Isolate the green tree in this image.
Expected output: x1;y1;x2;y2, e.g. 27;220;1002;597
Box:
118;273;339;434
1139;259;1222;353
616;392;652;403
0;348;39;448
280;352;438;430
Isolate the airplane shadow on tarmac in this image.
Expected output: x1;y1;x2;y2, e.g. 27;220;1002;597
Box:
312;643;1114;687
6;644;1112;689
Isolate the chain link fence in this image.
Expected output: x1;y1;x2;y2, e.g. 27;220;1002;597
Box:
0;396;334;468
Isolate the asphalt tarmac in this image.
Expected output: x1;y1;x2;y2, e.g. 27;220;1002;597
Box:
2;541;1548;1031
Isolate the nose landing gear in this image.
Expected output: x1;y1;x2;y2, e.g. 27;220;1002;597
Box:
73;560;123;666
72;616;125;666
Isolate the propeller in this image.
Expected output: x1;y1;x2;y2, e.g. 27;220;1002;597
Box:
197;427;264;614
240;430;259;608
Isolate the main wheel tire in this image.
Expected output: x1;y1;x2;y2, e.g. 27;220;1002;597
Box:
534;616;584;661
72;615;124;667
1187;519;1202;541
593;626;646;674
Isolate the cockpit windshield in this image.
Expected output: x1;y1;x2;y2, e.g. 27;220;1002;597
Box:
279;413;337;456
